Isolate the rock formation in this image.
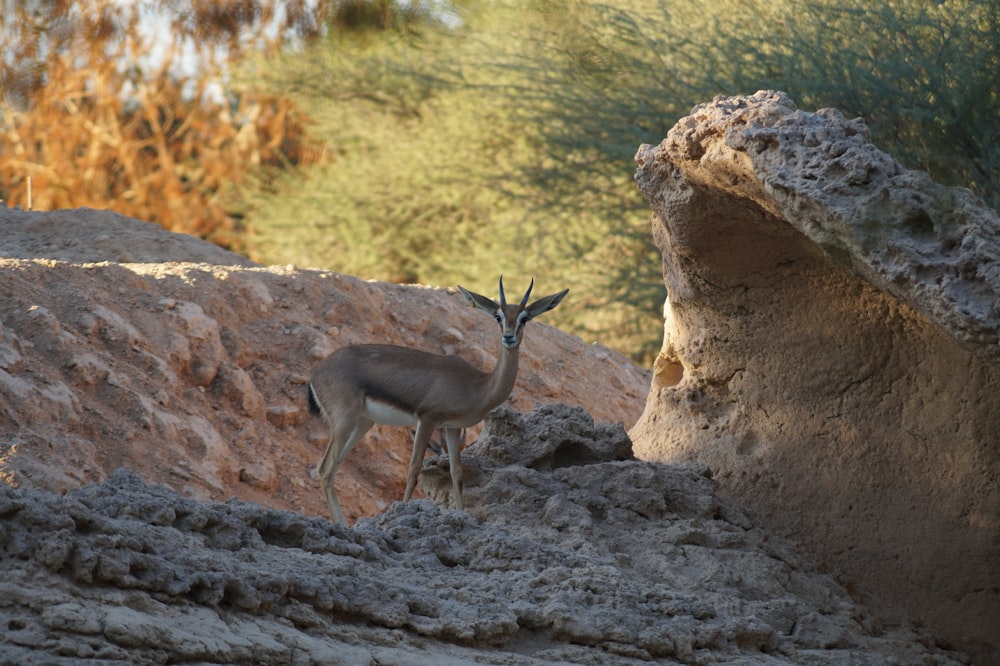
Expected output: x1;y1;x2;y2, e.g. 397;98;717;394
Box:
630;91;999;663
1;91;992;662
0;405;965;664
0;206;648;523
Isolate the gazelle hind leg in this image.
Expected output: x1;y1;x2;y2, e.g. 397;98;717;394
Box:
321;478;348;526
444;427;464;510
403;419;435;502
317;415;374;525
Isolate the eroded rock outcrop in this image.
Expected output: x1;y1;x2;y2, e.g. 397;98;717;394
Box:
630;91;999;663
0;405;965;664
0;206;648;523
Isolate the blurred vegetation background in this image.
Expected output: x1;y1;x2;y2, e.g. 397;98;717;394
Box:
2;0;998;364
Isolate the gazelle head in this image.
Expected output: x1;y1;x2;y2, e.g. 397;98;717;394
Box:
458;276;569;349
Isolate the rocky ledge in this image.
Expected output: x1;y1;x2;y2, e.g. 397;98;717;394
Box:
1;405;965;665
630;90;998;663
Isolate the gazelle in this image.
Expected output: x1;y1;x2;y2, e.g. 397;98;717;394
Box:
308;277;568;525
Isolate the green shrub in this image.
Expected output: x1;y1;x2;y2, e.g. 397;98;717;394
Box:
238;0;999;364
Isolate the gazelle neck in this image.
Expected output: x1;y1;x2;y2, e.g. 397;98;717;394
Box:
483;342;520;412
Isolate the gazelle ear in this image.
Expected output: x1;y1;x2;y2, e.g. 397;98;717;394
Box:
458;285;500;312
525;289;569;319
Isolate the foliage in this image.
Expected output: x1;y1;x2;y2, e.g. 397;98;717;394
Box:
591;0;1000;208
3;0;996;363
239;0;998;363
0;0;412;248
236;2;668;361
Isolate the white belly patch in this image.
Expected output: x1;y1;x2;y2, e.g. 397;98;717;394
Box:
363;398;419;427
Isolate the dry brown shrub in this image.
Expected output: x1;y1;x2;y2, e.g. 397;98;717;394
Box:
0;0;325;251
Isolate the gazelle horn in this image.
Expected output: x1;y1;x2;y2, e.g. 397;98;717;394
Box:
520;278;534;307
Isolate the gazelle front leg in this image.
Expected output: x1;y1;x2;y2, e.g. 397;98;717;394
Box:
403;421;465;510
444;427;464;510
403;418;436;503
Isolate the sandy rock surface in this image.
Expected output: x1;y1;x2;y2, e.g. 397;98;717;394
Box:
630;91;999;663
0;405;965;665
0;95;990;664
0;206;648;524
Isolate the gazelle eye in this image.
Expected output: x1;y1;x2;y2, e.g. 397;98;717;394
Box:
494;314;503;323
